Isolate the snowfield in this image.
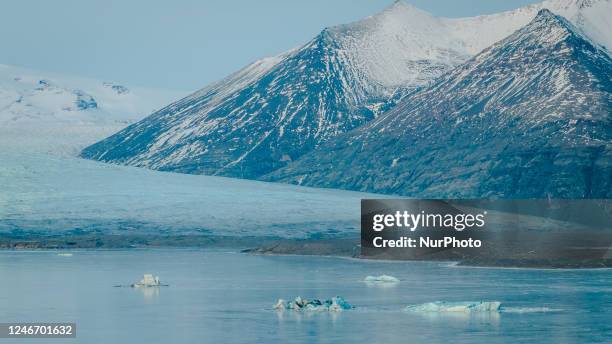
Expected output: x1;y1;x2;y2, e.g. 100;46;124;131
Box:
0;63;183;156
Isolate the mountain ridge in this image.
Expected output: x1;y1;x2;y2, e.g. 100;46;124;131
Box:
265;9;612;198
80;0;611;181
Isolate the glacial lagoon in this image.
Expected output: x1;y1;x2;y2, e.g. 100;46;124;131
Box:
0;249;610;343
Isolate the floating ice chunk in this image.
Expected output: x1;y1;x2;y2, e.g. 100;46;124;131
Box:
405;301;502;313
130;274;167;287
364;275;400;283
329;296;352;311
273;299;286;310
274;296;352;312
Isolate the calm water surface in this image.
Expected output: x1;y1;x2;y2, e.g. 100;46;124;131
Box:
0;249;610;343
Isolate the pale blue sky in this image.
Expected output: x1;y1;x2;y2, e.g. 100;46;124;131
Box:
1;0;541;91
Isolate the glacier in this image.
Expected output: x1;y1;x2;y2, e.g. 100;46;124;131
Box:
0;65;374;238
0;152;372;238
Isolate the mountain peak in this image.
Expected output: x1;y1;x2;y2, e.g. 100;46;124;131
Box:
533;8;568;24
531;8;574;31
504;7;580;47
267;3;612;198
536;8;556;17
379;0;431;17
386;0;412;11
546;0;601;10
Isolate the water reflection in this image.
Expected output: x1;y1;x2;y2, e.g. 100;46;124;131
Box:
136;286;160;301
364;280;400;288
275;309;340;323
409;309;501;327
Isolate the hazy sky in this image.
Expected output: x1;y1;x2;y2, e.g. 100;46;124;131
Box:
1;0;542;92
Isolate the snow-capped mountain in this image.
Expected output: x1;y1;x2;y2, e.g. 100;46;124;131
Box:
0;64;182;156
268;9;612;198
81;0;611;179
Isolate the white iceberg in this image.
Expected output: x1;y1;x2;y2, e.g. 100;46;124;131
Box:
364;275;400;283
405;301;502;313
130;274;167;288
274;296;352;312
273;299;287;310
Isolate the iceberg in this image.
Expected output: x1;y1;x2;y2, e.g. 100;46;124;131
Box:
130;274;167;288
274;296;352;312
405;301;502;313
364;275;400;283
